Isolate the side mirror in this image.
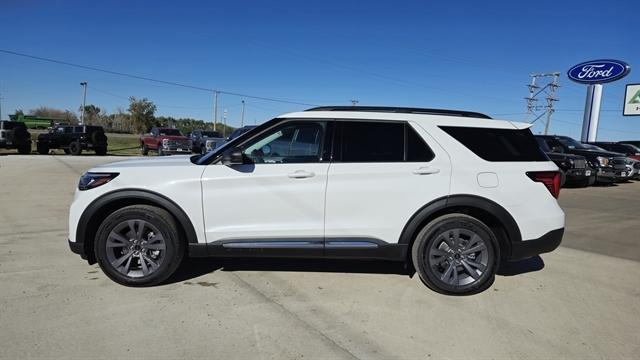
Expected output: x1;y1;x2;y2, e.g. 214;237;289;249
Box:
222;148;244;165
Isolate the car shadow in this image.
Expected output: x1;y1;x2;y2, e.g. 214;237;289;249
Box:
164;255;545;285
497;256;545;276
163;257;412;285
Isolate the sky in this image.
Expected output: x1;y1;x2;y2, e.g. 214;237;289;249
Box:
0;0;638;140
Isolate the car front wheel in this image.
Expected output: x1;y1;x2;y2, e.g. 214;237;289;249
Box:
95;205;184;286
411;214;498;295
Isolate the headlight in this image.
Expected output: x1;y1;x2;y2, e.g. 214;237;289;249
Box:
78;172;119;191
162;139;169;147
596;156;609;167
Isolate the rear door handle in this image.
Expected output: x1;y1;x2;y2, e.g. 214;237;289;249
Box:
287;170;315;179
412;167;440;175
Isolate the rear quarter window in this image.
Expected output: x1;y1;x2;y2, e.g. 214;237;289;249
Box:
440;126;548;161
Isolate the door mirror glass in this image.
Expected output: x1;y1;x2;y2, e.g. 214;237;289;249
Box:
222;147;244;165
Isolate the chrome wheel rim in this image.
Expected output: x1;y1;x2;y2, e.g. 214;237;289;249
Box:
427;228;489;286
105;219;166;278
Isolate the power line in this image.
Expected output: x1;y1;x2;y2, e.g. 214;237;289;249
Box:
0;49;319;107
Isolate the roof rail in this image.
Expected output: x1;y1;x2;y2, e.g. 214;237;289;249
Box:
305;106;492;119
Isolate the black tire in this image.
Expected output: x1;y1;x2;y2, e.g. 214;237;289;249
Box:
91;131;107;145
576;177;591;188
69;141;82;155
95;205;184;286
17;142;31;154
411;214;499;295
36;142;49;155
588;175;596;186
157;145;164;156
95;146;107;155
141;143;149;156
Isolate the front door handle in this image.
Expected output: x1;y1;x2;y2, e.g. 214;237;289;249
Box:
287;170;315;179
412;167;440;175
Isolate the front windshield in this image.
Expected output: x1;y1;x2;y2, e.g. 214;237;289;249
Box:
160;129;182;136
558;137;590;150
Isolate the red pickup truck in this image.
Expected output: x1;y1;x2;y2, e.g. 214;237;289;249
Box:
140;127;193;156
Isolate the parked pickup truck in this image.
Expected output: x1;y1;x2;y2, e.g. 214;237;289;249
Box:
140;127;192;156
189;129;225;154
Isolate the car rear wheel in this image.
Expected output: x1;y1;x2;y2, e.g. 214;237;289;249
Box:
36;142;49;155
411;214;498;295
17;142;31;154
95;205;184;286
69;141;82;155
95;146;107;155
141;143;149;155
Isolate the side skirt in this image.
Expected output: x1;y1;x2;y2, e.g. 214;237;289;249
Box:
188;238;408;261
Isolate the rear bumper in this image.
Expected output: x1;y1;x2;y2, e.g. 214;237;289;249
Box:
509;228;563;261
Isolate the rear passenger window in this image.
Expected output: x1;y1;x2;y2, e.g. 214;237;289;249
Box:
440;126;548;162
338;122;404;162
336;121;434;162
407;125;435;161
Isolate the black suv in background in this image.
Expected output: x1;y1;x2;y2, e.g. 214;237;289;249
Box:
37;125;108;155
535;135;627;184
0;120;32;154
535;137;594;187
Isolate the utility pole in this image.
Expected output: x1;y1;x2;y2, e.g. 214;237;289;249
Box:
240;100;245;127
213;90;219;131
350;99;359;106
0;80;3;120
524;73;560;134
223;108;228;138
79;82;87;125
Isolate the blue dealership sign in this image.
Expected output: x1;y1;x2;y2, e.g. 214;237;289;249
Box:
568;59;630;84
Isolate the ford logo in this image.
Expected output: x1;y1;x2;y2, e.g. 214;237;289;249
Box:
568;59;630;84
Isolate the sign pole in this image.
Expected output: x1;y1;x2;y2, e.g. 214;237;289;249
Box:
580;84;603;142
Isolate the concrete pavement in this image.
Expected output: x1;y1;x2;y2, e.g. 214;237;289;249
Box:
1;155;639;359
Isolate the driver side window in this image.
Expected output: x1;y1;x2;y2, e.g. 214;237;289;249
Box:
243;122;325;164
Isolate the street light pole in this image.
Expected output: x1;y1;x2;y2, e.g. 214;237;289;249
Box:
240;100;245;127
80;82;87;125
223;108;228;138
213;90;219;131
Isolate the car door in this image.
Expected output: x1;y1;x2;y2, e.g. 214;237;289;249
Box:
324;120;451;249
201;120;331;253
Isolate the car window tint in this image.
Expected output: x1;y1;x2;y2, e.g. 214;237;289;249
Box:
339;121;404;162
406;125;435;161
441;126;547;161
243;122;325;164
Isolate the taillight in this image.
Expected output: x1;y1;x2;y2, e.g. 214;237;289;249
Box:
526;171;561;198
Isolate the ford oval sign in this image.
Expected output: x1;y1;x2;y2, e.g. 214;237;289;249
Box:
568;59;630;84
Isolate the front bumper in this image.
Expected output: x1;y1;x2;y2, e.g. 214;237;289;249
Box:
564;168;593;181
509;228;564;261
161;147;192;155
68;238;88;260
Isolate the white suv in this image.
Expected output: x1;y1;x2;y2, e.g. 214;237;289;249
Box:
68;106;565;294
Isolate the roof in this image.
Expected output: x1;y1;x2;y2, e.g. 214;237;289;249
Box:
305;106;491;119
279;107;531;130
